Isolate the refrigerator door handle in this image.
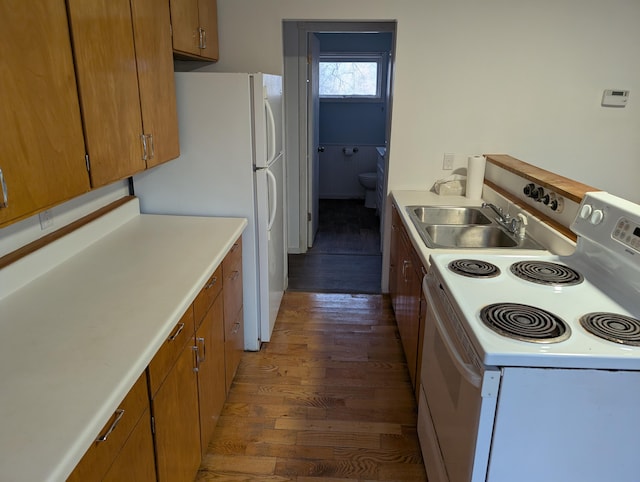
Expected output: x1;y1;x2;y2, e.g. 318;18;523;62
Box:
264;99;277;165
265;168;277;231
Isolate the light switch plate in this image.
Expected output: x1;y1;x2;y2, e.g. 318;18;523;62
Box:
39;210;54;230
443;153;454;170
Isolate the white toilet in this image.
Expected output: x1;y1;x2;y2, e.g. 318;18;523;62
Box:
358;172;377;209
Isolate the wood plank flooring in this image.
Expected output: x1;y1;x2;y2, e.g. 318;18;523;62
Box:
196;292;427;481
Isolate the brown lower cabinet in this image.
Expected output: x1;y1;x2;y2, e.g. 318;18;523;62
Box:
195;293;226;456
68;236;244;481
67;373;155;482
389;203;426;400
151;341;201;482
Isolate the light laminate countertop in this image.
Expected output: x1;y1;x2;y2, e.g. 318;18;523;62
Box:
0;198;247;482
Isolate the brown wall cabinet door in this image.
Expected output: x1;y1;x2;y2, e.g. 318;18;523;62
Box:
130;0;180;168
68;0;179;188
0;0;90;228
67;0;146;188
170;0;219;61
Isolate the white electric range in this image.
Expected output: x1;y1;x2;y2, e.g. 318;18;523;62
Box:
418;191;640;482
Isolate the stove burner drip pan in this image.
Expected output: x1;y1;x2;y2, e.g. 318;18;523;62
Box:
510;261;584;286
448;259;501;278
580;312;640;346
480;303;571;343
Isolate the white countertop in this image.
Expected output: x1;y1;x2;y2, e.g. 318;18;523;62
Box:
0;198;247;482
391;189;576;268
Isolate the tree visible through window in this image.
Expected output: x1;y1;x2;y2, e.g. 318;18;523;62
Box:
319;55;381;98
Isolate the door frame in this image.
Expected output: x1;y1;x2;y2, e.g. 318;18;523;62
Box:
282;20;397;254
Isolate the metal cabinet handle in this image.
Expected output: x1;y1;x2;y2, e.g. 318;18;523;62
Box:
196;336;206;363
229;271;240;281
205;276;218;290
198;27;205;49
148;134;154;160
402;260;411;280
231;322;241;335
0;168;7;208
192;345;199;372
96;409;125;442
168;322;185;342
140;134;148;161
201;28;207;49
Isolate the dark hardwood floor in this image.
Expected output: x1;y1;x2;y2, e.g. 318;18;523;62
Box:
288;199;382;294
197;292;427;481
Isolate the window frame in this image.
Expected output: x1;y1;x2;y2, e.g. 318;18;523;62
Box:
318;52;385;102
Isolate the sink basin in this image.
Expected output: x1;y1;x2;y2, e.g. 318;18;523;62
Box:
424;225;517;248
409;206;492;225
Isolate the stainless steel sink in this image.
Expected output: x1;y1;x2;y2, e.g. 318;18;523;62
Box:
424;225;517;248
409;206;492;225
406;205;545;250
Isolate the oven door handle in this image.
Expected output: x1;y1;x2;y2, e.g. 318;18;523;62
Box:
425;287;482;389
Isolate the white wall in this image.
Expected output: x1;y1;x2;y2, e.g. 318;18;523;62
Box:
201;0;640;203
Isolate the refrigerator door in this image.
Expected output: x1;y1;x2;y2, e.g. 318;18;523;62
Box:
253;73;283;169
254;152;286;342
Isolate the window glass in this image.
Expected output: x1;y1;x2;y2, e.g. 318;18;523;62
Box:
319;56;381;98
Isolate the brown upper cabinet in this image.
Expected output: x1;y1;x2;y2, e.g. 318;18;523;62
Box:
67;0;179;188
0;0;90;228
170;0;219;61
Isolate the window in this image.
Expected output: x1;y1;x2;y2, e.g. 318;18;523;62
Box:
319;53;384;100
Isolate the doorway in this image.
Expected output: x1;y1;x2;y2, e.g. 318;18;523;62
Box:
282;21;396;293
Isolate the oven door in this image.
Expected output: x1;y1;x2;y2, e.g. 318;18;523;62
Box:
420;275;500;482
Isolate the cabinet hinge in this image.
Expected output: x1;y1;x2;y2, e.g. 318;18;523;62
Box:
84;154;90;172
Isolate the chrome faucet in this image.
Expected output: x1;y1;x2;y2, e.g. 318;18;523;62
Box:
482;202;526;237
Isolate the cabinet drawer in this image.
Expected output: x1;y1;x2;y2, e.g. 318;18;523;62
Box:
67;372;149;482
148;306;195;396
193;264;222;327
223;239;243;324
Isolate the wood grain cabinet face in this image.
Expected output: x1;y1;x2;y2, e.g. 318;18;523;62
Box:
195;294;226;456
223;240;244;394
67;0;179;188
151;341;201;482
148;306;196;395
170;0;219;61
67;373;154;482
148;310;201;482
0;0;90;228
388;203;425;397
194;265;223;326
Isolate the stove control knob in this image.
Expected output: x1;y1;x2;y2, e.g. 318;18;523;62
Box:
523;183;536;197
590;209;604;225
541;193;551;205
532;187;545;201
580;204;593;219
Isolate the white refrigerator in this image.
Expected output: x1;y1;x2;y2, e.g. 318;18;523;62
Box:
133;72;287;351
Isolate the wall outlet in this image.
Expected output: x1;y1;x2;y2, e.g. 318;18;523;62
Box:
443;153;454;170
39;210;54;230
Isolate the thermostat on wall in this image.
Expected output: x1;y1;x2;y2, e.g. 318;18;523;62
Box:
601;89;629;107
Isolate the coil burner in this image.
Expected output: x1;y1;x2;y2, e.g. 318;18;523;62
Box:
510;261;584;286
480;303;571;343
448;259;501;278
580;312;640;346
